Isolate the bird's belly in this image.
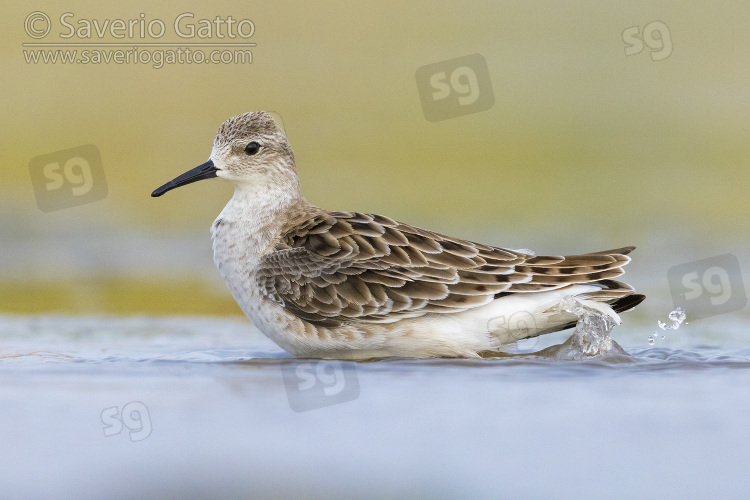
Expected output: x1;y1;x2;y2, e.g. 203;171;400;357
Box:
213;260;305;353
212;227;597;358
212;251;546;358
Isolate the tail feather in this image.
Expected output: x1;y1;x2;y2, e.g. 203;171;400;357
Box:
534;293;645;337
581;245;636;256
507;247;636;293
610;293;646;314
518;279;645;339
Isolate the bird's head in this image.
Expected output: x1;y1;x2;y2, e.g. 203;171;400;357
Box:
152;111;297;198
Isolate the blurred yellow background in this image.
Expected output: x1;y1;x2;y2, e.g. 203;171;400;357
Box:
2;1;749;314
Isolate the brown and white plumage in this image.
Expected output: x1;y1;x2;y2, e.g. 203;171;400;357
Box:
260;210;639;326
153;111;645;359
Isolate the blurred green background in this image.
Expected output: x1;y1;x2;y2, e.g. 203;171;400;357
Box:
2;1;749;315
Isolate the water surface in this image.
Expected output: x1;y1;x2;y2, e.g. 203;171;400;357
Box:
1;314;749;499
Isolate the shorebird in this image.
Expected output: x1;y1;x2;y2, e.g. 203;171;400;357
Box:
152;111;644;359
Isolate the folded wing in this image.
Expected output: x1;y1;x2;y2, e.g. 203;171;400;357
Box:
256;210;639;327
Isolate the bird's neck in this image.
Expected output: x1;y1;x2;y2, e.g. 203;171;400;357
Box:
212;178;308;259
233;175;303;216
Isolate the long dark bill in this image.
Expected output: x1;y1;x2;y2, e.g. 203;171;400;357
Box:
151;160;218;197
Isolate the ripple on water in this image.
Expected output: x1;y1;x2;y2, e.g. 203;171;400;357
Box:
1;314;750;374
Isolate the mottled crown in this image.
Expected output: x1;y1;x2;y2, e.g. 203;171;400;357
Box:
213;111;287;149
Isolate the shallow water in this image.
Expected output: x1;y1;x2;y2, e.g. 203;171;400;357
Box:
2;314;750;499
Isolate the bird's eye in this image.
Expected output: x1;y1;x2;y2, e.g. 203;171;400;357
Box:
244;142;261;155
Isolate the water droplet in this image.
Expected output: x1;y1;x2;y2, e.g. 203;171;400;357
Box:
657;307;687;331
669;307;686;323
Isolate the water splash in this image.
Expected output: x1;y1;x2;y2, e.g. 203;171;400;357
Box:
658;307;686;331
545;296;626;360
649;307;686;345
